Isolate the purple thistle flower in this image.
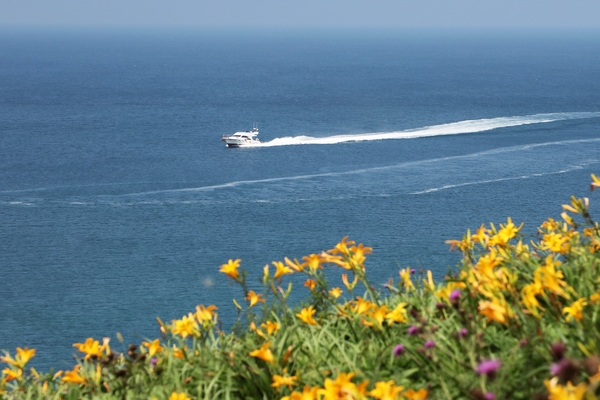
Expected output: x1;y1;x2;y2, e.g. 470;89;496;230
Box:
424;340;435;349
407;325;420;336
476;359;501;376
410;269;416;274
550;358;579;383
458;328;469;338
550;361;564;376
393;344;405;357
550;342;566;360
449;289;462;302
150;357;158;367
484;392;495;400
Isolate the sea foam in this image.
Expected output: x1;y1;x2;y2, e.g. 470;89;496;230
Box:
260;112;600;147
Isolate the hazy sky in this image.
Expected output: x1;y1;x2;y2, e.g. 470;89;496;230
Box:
1;0;599;28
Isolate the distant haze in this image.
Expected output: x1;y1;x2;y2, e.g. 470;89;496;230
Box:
1;0;600;28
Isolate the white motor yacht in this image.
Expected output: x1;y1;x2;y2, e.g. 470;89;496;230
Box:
222;126;261;148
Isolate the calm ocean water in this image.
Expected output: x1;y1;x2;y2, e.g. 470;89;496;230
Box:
1;28;599;369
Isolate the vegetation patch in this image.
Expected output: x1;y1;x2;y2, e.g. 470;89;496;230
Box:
3;175;600;399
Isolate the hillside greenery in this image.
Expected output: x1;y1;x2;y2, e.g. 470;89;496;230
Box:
3;175;600;400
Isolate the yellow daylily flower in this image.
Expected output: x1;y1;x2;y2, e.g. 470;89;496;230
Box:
489;218;522;247
73;338;109;360
474;249;503;280
0;354;18;368
284;257;304;272
1;347;36;369
141;339;164;357
168;392;191;400
399;267;414;289
249;342;274;363
423;270;435;292
386;302;408;325
273;261;294;279
478;297;512;325
369;380;404;400
445;229;474;253
249;321;266;339
592;174;600;191
172;345;186;359
261;320;281;335
563;298;588;322
348;243;372;271
435;281;466;300
303;253;326;272
318;372;367;400
281;385;320;400
520;282;544;315
542;232;571;254
15;347;35;366
321;252;350;270
329;287;343;299
219;259;241;280
296;306;318;325
471;224;489;245
363;304;388;328
534;256;569;298
329;236;356;257
544;377;587;400
271;374;298;390
352;297;375;315
171;313;199;338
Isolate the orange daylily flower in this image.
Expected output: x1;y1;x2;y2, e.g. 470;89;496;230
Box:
2;367;22;382
342;274;358;290
245;290;266;307
403;388;429;400
62;365;85;384
195;304;218;323
304;279;317;291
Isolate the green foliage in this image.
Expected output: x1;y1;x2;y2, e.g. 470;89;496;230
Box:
3;176;600;400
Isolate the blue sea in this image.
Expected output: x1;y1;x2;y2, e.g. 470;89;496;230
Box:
1;28;600;370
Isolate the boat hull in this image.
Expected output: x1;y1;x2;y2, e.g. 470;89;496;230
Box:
224;139;261;148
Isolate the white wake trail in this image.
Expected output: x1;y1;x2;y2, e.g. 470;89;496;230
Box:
260;112;600;147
